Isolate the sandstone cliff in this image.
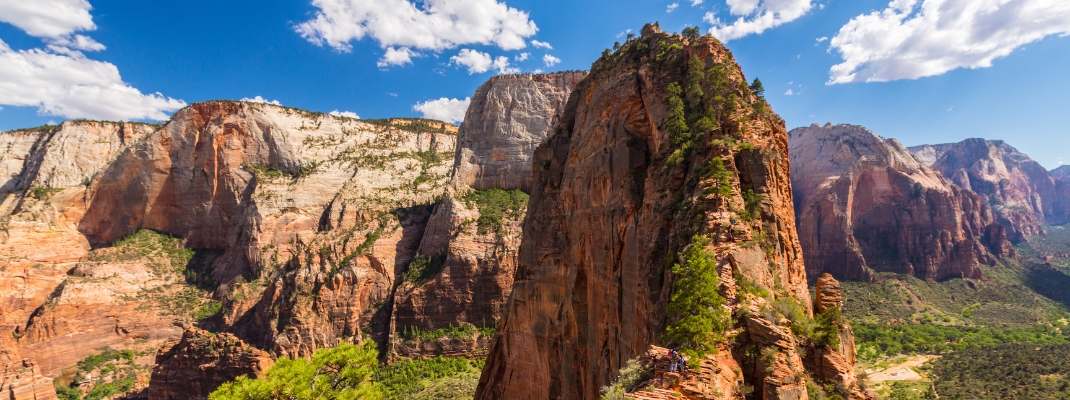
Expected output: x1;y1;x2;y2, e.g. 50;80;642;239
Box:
452;72;587;192
1051;165;1070;184
789;124;1011;282
477;25;866;400
389;72;583;359
910;139;1070;242
148;328;273;400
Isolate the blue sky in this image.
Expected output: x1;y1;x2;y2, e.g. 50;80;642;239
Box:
1;0;1068;168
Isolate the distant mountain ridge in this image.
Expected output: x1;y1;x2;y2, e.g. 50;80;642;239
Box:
910;139;1070;242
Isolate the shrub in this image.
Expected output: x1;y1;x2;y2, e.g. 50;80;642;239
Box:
600;357;650;399
462;189;528;236
210;341;382;400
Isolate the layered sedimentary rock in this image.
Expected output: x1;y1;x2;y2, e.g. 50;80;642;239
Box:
477;25;866;400
390;72;583;358
1;106;464;394
1051;165;1070;184
451;72;587;192
0;358;55;400
790;124;1009;282
148;328;273;400
911;139;1070;242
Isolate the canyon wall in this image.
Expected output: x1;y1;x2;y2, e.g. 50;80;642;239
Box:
790;124;1010;282
1051;165;1070;184
477;25;866;400
911;139;1070;242
451;72;587;192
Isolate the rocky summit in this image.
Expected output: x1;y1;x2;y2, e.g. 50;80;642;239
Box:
911;139;1070;243
1051;165;1070;184
476;25;867;400
789;124;1013;282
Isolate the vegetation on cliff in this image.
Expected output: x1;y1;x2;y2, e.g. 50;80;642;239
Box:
663;236;730;361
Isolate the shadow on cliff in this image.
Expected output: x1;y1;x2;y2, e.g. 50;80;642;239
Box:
1021;262;1070;310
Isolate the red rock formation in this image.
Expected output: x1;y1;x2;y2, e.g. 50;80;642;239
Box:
477;25;866;400
147;328;273;400
452;72;587;192
790;124;1010;282
1051;165;1070;184
0;358;56;400
911;139;1070;242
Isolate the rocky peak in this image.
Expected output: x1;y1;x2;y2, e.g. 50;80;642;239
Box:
148;328;273;400
1052;165;1070;184
477;25;866;399
790;124;1010;282
451;71;587;192
910;139;1070;242
813;273;843;314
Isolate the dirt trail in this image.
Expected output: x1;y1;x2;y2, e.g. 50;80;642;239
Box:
866;355;936;383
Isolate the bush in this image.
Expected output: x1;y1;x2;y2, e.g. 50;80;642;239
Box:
402;256;447;283
462;189;528;236
600;357;650;399
210;341;382;400
663;236;730;361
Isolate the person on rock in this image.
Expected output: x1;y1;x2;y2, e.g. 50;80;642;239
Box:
679;354;688;374
669;349;680;372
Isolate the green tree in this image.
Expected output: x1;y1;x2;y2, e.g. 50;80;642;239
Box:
663;236;730;362
682;26;701;41
209;341;383;400
749;78;765;99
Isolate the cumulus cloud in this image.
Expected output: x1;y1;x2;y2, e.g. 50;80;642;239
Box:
784;89;795;95
377;47;417;67
827;0;1070;84
667;3;679;12
515;52;529;61
329;110;360;118
530;40;552;49
413;97;470;124
241;96;281;105
543;54;560;67
704;0;813;42
0;0;95;38
692;0;704;5
0;39;185;121
451;49;517;74
294;0;538;68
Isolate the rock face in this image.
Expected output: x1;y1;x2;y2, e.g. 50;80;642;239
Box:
0;358;56;400
910;139;1070;242
790;124;1010;282
477;25;866;400
1051;165;1070;184
451;72;587;192
148;328;273;400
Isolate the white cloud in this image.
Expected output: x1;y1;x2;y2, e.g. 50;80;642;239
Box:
241;96;281;106
784;89;795;95
294;0;538;68
493;56;520;74
377;47;417;67
329;110;360;118
543;54;561;67
705;0;813;42
667;3;679;12
533;68;543;74
531;40;552;49
815;36;828;44
450;49;492;73
515;52;530;61
692;0;704;6
828;0;1070;84
0;0;95;39
451;49;517;74
0;39;185;121
413;97;470;124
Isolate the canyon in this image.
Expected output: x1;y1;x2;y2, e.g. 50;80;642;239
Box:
789;124;1012;282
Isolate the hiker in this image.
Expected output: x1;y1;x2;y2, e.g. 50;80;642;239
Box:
678;354;688;373
669;349;680;372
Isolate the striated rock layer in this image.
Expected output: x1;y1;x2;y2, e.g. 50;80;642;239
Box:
452;72;587;192
911;139;1070;242
148;328;273;400
477;25;867;400
790;124;1010;282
